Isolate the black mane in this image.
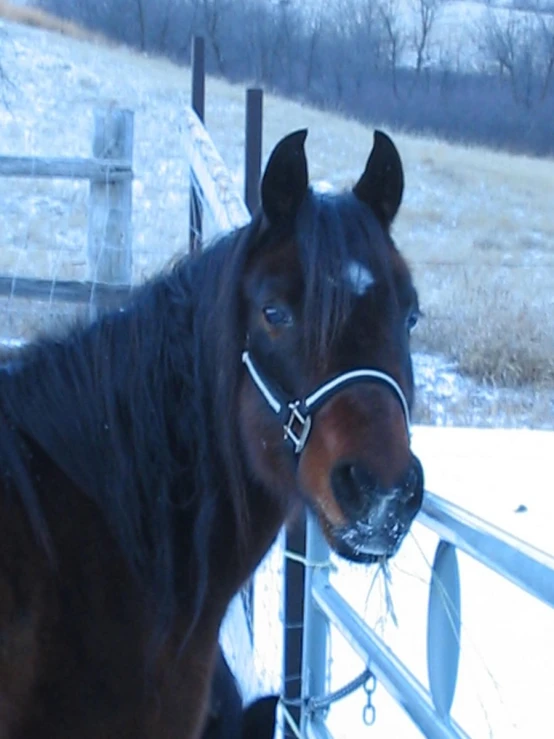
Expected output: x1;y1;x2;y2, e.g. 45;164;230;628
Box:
0;222;258;641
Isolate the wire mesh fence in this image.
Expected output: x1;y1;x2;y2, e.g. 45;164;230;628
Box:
0;109;226;336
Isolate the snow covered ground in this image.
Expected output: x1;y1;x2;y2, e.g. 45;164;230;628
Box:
224;426;554;738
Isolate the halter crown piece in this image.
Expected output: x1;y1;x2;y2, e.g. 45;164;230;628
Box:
241;351;411;454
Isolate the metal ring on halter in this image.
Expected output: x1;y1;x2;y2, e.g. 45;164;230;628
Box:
283;401;312;454
241;351;410;455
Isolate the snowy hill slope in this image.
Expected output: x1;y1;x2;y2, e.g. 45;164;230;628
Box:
0;16;552;429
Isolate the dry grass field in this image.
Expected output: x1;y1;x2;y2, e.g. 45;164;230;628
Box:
0;5;552;428
0;0;104;40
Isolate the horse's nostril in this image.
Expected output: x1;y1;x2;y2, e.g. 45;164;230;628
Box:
400;456;424;510
349;463;378;494
331;462;377;516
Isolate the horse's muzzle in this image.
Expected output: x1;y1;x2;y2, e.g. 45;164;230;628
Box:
330;455;424;562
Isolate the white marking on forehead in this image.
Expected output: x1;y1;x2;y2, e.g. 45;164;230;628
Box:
312;179;335;194
344;260;375;295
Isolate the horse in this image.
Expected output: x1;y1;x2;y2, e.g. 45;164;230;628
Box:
0;127;423;738
202;648;278;739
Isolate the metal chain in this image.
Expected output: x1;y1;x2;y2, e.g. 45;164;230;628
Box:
307;667;376;716
363;672;377;726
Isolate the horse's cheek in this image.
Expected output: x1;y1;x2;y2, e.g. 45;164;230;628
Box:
238;385;296;494
297;422;347;531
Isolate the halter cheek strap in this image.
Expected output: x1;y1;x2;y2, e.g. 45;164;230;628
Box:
241;351;411;455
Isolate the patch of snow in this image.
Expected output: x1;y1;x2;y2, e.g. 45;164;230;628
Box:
412;352;554;430
0;337;25;348
312;179;335;194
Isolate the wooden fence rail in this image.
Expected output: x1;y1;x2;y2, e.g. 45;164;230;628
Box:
0;157;132;181
183;106;250;234
0;276;130;306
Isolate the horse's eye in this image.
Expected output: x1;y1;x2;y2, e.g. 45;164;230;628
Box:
263;305;292;327
407;309;419;332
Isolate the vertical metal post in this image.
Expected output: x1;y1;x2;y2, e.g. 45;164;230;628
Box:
283;512;307;737
189;36;205;252
242;86;263;646
244;88;263;215
301;514;331;735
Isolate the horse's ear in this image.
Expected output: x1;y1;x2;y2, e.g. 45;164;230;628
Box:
242;695;279;739
353;130;404;227
261;130;308;226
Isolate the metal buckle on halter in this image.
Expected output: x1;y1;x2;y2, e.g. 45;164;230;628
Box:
283;401;312;454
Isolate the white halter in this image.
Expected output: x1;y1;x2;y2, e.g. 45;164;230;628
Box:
241;351;411;454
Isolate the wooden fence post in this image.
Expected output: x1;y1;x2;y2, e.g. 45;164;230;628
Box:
87;108;134;294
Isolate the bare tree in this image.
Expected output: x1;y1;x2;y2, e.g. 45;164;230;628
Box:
237;0;281;84
408;0;444;77
320;0;361;101
301;3;325;91
159;0;199;58
135;0;147;50
271;0;300;91
376;0;407;96
199;0;232;74
536;10;554;99
479;6;554;107
360;0;388;73
333;0;387;95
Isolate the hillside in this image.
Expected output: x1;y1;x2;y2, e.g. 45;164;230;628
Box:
0;14;552;428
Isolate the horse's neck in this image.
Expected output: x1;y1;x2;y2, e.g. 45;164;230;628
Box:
207;483;288;609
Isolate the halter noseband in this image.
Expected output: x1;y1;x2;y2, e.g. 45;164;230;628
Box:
241;351;410;455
